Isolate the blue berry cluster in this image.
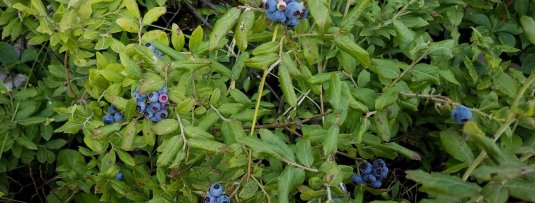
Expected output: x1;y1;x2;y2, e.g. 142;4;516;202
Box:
264;0;308;28
145;43;163;58
132;86;170;123
351;159;388;189
102;105;123;125
205;183;230;203
451;105;472;124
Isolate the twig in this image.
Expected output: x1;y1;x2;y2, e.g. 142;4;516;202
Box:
251;175;272;203
184;1;214;30
281;159;319;172
64;52;76;98
248;69;282;103
400;92;506;122
389;50;428;87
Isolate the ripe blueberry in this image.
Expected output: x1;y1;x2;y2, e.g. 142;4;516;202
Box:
285;2;303;19
114;113;124;122
148;92;160;103
451;105;472;124
285;18;299;28
103;114;114;125
209;183;224;197
150;115;160;122
108;105;118;114
373;159;386;169
268;10;287;23
205;195;217;203
115;172;123;180
351;174;363;185
216;195;230;203
358;162;372;174
162;102;170;110
363;174;376;184
371;180;382;189
149;102;162;112
136;102;146;113
264;0;277;13
156;110;168;120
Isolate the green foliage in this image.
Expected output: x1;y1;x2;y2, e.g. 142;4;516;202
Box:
1;0;535;202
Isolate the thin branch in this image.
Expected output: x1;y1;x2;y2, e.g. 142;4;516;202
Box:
282;159;319;172
64;52;77;99
184;1;214;30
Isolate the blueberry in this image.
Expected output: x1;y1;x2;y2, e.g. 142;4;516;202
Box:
144;109;154;118
115;172;123;180
285;18;299;28
156;110;168;120
150;115;160;122
103;114;114;125
381;166;388;179
372;159;386;169
363;174;376;184
158;86;168;94
162;102;170;110
451;105;472;124
285;2;303;19
136;102;146;113
108;106;117;114
371;180;382;189
205;195;217;203
145;43;163;58
148;102;162;112
372;167;386;179
114;113;124;122
267;10;287;23
277;1;287;10
302;8;309;18
209;183;224;197
264;0;277;13
283;0;295;3
158;93;168;103
358;162;372;174
216;195;230;203
351;174;363;185
148;92;160;103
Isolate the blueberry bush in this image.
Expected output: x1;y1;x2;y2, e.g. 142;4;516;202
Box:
1;0;535;202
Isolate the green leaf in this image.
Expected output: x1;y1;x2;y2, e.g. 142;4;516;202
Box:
323;125;339;156
151;119;178;135
307;0;332;32
209;8;241;51
237;136;282;159
189;26;204;53
16;136;37;150
120;53;141;79
384;142;422;160
124;0;141;19
157;135;183;167
91;123;121;139
252;41;279;56
326;73;342;111
412;64;440;83
116;149;136;166
188;137;227;152
171;23;185;51
278;166;305;203
296;139;314;167
142;7;166;25
279;64;298;107
121;121;137;151
334;34;371;68
520;16;535;45
505;179;535;202
45;139;67;149
463;121;506;164
221;120;245;144
138;72;163;94
13;89;38;100
406;170;481;198
371;59;402;79
235;10;255;52
239;180;258;200
482;183;508;203
374;111;391;142
17;117;46;126
375;88;399;110
301;37;320;65
440;128;474;163
244;53;278;70
340;0;371;32
116;17;139;33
